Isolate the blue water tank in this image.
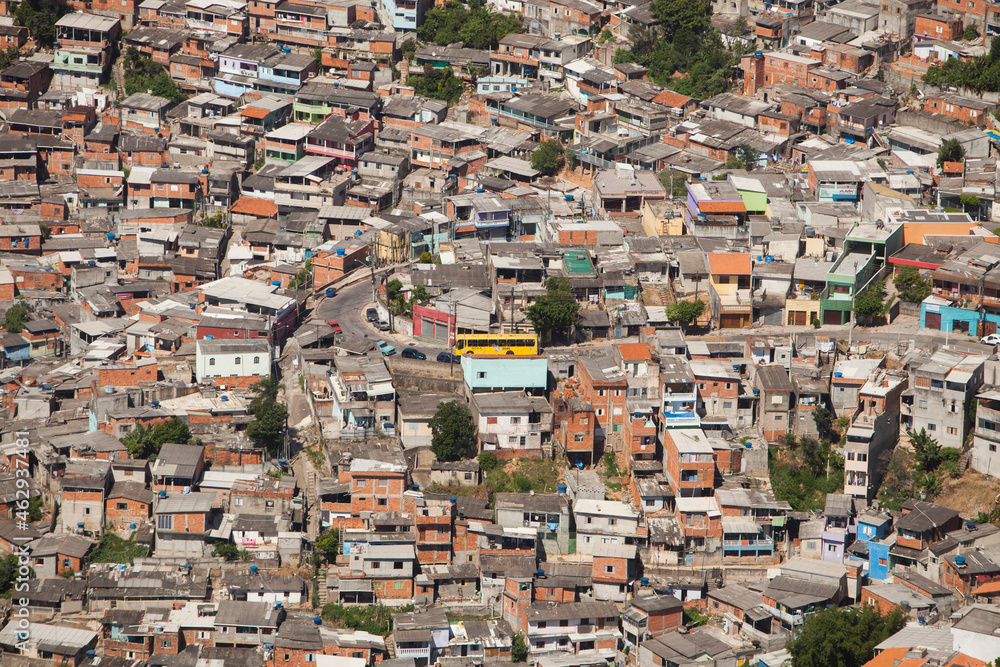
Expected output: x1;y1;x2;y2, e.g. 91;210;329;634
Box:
450;496;457;503
956;556;967;566
284;46;291;54
564;194;574;202
272;280;281;286
337;248;345;256
107;233;115;241
202;168;209;174
189;302;196;309
279;459;287;465
834;372;843;378
130;523;136;529
412;484;419;490
274;601;282;609
313;617;322;625
87;651;96;659
251;565;259;573
536;569;545;577
151;400;160;408
576;460;584;470
641;577;649;586
221;395;229;402
78;522;85;528
557;484;567;494
206;334;214;339
160;490;167;499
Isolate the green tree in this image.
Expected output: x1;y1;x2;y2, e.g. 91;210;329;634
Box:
964;23;980;41
4;303;28;333
854;279;889;324
893;265;932;303
418;251;433;263
598;28;613;43
121;47;186;104
406;69;465;103
525;277;579;342
0;554;20;594
400;38;417;62
386;278;406;314
666;300;705;330
418;0;523;50
530;139;566;176
315;529;340;562
787;605;907;667
247;400;289;454
14;0;69;48
812;406;835;443
119;418;191;460
909;428;944;472
938;138;966;167
658;169;689;198
511;633;528;663
430;400;477;462
961;193;982;217
478;451;499;472
411;285;431;304
724;145;760;170
213;543;241;561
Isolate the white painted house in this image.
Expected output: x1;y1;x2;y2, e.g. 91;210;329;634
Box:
195;339;271;383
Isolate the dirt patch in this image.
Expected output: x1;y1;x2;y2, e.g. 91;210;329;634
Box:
935;471;1000;518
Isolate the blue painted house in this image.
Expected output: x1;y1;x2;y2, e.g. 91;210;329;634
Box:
461;355;548;396
0;332;30;363
867;540;890;580
856;509;893;543
921;241;1000;337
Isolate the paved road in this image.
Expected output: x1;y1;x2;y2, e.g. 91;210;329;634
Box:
310;282;995;360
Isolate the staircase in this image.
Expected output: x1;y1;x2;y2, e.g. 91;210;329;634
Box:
385;632;397;659
960;450;973;473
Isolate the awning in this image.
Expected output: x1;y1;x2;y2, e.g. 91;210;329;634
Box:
745;606;772;622
338;579;372;593
772;516;786;528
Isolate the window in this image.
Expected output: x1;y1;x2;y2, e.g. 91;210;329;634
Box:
477;371;487;378
919;400;927;409
510;417;521;424
209;358;215;366
608;518;617;526
464;473;473;480
370;562;380;569
991;444;997;452
357;480;366;487
254;356;261;364
117;502;128;510
574;434;585;442
827;544;837;552
394;561;404;569
604;565;615;573
585;516;593;524
928;423;937;431
157;515;173;530
947;427;959;435
378;498;387;506
84;507;91;515
487;417;498;425
163;640;173;649
62;558;71;568
394;581;404;589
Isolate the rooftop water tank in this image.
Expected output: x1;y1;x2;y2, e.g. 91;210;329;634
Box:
337;248;345;256
272;280;281;286
557;484;567;494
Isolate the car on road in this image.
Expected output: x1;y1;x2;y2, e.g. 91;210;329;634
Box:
436;352;458;363
377;319;391;331
326;320;342;333
983;334;1000;346
366;308;379;323
401;348;426;360
377;340;395;355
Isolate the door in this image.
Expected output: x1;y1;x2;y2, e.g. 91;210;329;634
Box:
788;311;807;327
925;312;941;331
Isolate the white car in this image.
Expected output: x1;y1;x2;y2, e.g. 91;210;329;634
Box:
982;334;1000;346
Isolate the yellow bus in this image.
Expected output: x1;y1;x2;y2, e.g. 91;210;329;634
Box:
454;333;538;356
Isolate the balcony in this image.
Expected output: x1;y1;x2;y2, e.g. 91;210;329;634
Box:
395;647;431;659
722;538;774;550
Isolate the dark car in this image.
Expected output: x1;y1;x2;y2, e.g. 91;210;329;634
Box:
366;307;379;323
436;352;458;363
401;348;426;360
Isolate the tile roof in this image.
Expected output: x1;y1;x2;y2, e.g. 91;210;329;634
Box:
707;253;751;275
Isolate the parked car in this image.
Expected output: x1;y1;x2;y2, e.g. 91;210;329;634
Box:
366;308;379;323
436;352;457;363
983;334;1000;346
401;348;426;360
326;320;342;333
377;320;391;331
377;340;396;355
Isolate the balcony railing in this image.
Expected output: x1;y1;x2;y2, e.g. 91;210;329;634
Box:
723;539;774;549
